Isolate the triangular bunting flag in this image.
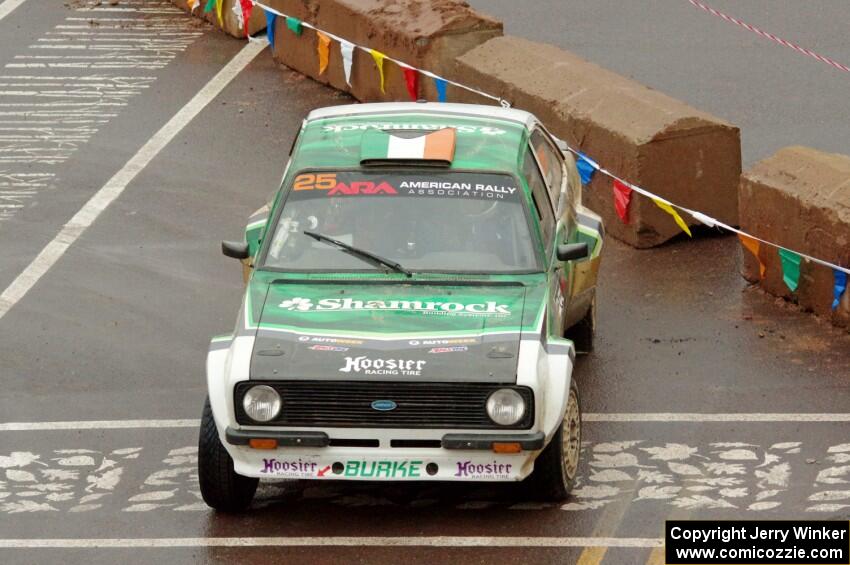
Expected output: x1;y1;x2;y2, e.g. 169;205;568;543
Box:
231;0;243;31
239;0;253;38
215;0;224;26
738;234;765;278
340;41;355;86
317;31;331;74
833;269;847;310
188;0;200;11
370;50;386;93
264;10;277;49
286;16;303;36
612;179;632;224
434;77;447;102
652;198;692;237
204;0;215;13
575;152;596;186
403;68;418;100
778;248;802;292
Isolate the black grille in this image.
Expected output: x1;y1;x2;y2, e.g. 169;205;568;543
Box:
234;381;533;430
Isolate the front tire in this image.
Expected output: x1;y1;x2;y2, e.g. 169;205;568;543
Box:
198;397;258;512
525;379;581;501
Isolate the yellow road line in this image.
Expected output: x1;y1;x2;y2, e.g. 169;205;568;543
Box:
577;545;608;565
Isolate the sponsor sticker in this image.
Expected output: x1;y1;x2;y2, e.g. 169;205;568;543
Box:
428;346;468;353
321;123;507;136
454;460;514;480
409;338;477;346
339;356;425;376
297;335;365;345
401;181;518;201
279;297;511;317
340;460;423;479
261;458;319;478
309;344;348;352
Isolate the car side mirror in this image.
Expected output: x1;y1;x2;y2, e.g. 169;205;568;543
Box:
221;240;250;260
557;242;588;262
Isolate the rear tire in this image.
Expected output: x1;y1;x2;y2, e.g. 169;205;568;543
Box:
198;397;258;512
565;293;595;354
525;379;581;501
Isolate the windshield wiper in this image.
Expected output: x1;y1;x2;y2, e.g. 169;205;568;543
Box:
303;231;412;277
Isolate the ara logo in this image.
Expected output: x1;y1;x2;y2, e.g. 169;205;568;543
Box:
370;400;398;411
277;297;511;316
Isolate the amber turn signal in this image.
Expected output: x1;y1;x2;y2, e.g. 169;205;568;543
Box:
248;438;278;450
491;442;522;454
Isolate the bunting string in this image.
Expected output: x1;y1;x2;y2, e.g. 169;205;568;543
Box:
249;0;509;107
244;0;850;287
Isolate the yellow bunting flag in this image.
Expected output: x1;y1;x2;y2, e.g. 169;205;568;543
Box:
738;234;766;278
652;198;692;237
317;32;331;75
215;0;223;26
370;50;386;93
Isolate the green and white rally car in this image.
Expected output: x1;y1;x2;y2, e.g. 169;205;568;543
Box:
199;102;604;511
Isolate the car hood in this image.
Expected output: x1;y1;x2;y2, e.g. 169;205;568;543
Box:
248;280;534;383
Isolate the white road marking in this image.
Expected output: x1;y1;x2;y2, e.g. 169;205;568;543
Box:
584;413;850;422
0;0;28;24
0;419;200;431
0;536;663;549
5;413;850;431
0;39;267;319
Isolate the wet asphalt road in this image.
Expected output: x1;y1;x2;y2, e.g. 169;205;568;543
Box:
1;1;849;564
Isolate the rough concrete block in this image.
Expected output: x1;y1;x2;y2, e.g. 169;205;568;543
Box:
450;36;741;248
261;0;502;103
740;146;850;328
170;0;266;38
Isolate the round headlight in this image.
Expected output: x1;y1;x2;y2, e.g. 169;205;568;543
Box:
486;388;526;426
242;385;281;422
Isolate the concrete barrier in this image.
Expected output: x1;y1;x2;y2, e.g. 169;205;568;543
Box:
261;0;501;103
171;0;266;38
448;36;741;248
740;146;850;329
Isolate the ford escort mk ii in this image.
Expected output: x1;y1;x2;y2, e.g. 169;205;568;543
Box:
199;102;604;511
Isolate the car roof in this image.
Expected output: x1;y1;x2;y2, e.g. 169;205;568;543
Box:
293;103;535;173
306;102;538;129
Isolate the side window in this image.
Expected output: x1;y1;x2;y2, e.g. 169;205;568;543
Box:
522;148;555;249
529;129;564;207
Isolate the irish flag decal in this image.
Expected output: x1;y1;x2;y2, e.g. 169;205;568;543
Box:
360;128;456;165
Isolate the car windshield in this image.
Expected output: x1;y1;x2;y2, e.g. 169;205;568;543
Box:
261;170;540;273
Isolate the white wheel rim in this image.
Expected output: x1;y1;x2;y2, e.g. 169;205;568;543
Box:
562;388;581;479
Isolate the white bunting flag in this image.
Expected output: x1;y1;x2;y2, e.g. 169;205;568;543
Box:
340;41;355;86
232;0;244;31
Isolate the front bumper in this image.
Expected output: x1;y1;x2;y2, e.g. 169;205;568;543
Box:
225;427;544;481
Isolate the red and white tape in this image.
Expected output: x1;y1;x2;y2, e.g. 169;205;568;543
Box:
687;0;850;74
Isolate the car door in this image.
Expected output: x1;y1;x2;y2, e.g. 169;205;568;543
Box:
522;143;565;336
526;127;576;335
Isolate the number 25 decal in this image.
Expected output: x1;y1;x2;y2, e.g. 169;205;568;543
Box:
293;173;337;191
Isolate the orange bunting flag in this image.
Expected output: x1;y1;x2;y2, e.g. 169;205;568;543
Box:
652;198;692;237
370;49;386;93
612;179;632;224
317;32;331;75
738;234;766;278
